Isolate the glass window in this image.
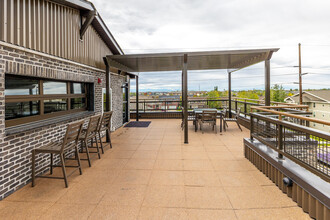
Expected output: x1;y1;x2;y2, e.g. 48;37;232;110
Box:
5;74;89;126
44;99;68;114
5;101;39;120
70;83;85;94
71;98;86;109
5;75;39;95
43;81;67;94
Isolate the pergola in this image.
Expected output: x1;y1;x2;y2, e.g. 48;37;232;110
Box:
104;48;279;144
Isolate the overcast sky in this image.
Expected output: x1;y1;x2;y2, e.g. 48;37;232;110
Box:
93;0;330;92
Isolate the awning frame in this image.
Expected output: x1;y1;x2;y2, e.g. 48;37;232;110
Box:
104;48;279;144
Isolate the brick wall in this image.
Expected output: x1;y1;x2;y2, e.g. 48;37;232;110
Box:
111;75;125;129
0;45;126;200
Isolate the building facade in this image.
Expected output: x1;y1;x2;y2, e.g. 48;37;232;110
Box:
285;90;330;132
0;0;129;199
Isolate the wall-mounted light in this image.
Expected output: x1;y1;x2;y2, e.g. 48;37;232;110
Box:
283;177;293;187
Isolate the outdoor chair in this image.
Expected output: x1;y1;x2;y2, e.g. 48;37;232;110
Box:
197;110;217;134
223;108;242;131
31;120;84;188
79;115;102;167
98;111;113;152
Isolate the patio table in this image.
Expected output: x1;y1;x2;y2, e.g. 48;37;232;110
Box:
193;108;224;133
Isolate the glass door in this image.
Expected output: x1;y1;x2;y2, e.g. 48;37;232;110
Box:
123;85;129;123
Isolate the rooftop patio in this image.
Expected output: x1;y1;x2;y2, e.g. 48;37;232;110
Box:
1;119;310;219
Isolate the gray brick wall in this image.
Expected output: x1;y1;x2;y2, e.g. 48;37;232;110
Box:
111;75;125;129
0;45;126;200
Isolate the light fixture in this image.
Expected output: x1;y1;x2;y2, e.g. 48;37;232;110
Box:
283;177;293;187
121;82;128;88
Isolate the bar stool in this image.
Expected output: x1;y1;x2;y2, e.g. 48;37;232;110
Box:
31;120;84;188
79;115;102;167
98;111;113;153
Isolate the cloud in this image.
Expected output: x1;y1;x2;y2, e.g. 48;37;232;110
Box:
93;0;330;91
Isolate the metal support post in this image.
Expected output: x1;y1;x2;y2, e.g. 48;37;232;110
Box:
228;71;232;118
265;59;271;106
103;57;111;142
278;124;283;159
183;54;188;144
136;76;139;121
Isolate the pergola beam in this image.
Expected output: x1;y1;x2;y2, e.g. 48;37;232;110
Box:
107;58;134;73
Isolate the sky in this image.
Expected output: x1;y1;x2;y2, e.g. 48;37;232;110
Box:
93;0;330;92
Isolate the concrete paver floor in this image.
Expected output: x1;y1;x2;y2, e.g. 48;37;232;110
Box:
1;119;311;219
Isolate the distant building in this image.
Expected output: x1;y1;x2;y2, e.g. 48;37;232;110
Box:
285;90;330;132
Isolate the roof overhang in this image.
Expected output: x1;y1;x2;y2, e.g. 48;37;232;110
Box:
106;48;279;73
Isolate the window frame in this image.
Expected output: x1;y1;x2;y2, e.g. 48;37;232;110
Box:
5;75;88;127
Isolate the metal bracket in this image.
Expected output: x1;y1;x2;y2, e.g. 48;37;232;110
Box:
80;10;97;39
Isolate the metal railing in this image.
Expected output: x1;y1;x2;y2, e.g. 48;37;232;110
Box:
130;97;308;119
130;98;267;117
250;105;329;182
130;98;228;112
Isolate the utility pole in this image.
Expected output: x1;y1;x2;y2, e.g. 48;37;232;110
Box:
298;43;302;105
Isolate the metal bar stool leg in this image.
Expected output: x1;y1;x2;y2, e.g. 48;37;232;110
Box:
59;153;68;188
75;145;83;175
31;150;36;187
84;140;92;167
94;136;101;159
107;129;112;149
236;121;242;131
50;153;53;174
98;132;104;154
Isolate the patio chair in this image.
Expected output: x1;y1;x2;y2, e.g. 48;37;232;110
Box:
79;115;102;167
31;120;84;188
98;111;113;153
198;110;217;134
223;108;242;131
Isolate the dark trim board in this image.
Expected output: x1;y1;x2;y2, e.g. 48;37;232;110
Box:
6;111;94;135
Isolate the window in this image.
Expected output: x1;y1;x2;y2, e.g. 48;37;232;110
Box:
71;83;85;94
5;74;89;127
71;98;86;109
44;81;67;94
44;99;68;114
5;75;39;95
5;101;39;120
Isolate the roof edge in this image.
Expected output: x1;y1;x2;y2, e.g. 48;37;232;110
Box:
107;48;279;59
53;0;123;55
289;91;329;102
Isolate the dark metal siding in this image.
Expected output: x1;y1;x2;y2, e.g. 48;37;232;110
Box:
0;0;112;69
